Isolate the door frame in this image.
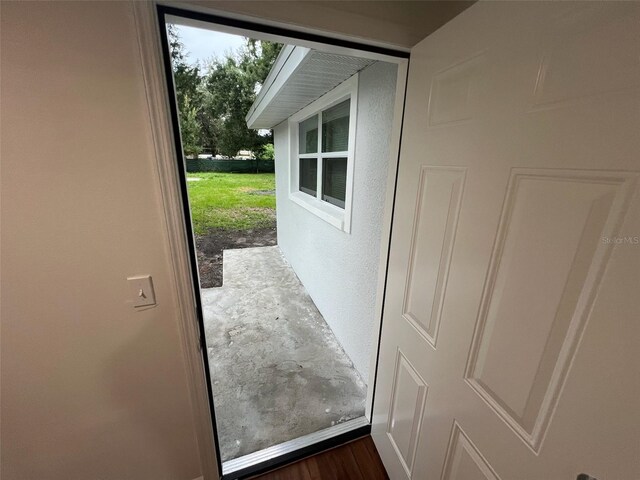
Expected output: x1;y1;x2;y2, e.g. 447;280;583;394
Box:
132;3;409;478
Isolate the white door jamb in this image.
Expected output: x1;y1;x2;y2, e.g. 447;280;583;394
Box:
132;3;220;479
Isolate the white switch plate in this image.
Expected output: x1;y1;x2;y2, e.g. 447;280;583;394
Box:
127;275;156;307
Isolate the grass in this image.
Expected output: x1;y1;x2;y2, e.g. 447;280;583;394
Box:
186;172;276;234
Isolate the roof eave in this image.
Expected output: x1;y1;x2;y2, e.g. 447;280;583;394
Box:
246;45;311;129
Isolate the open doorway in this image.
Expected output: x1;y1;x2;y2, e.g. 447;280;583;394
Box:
158;7;407;478
166;23;279;289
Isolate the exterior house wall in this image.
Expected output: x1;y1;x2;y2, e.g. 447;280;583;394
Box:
0;2;201;479
274;61;398;379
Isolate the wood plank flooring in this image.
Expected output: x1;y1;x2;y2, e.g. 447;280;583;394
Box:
251;436;389;480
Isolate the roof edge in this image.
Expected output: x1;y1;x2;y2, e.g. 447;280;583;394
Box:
246;45;311;129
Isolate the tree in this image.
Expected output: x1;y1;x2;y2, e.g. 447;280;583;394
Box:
168;26;282;158
256;143;275;161
241;39;282;87
179;96;202;158
201;39;282;157
167;25;202;157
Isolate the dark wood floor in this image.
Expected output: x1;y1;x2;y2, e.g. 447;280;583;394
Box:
251;436;389;480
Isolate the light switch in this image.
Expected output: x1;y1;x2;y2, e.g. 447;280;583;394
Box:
127;275;156;308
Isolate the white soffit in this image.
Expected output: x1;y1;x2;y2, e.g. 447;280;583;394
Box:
246;45;374;129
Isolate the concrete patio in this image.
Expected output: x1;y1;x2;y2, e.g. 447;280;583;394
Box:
201;246;367;462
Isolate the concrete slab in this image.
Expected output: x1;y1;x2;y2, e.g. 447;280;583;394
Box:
201;246;367;462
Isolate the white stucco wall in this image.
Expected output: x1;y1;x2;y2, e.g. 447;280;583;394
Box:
274;61;398;380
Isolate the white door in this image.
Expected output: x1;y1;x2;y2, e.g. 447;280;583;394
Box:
372;2;640;480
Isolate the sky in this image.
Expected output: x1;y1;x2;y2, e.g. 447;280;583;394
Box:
173;24;246;67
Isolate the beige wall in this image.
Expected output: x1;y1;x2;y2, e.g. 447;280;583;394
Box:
184;1;472;49
1;2;201;479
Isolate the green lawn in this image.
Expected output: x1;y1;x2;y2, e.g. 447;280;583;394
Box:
186;172;276;234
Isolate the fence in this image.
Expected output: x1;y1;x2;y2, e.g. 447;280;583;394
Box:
185;158;275;173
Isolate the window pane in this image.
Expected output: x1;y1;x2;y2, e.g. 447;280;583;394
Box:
322;99;350;153
299;158;317;196
322;157;347;208
299;116;318;154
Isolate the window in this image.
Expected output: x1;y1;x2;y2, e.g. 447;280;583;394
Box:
299;158;317;196
289;76;357;232
322;157;347;208
297;99;350;206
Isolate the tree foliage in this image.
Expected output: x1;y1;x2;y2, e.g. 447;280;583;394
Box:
167;25;281;158
179;96;203;158
256;143;275;161
167;25;203;157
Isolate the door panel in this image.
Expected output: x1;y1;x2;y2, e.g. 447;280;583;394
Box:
441;424;500;480
403;167;466;347
387;352;428;477
373;3;640;479
466;169;636;450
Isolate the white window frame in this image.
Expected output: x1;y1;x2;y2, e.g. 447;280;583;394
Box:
288;74;358;233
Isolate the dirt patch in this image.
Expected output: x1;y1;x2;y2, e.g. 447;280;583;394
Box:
235;187;275;196
195;225;277;288
248;189;275;196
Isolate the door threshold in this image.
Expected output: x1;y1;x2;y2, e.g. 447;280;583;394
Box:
221;416;370;479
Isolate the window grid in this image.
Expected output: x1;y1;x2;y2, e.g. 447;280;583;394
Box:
297;108;349;207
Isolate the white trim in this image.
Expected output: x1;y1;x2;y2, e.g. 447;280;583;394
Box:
289;192;345;230
288;75;358;233
245;45;311;128
132;3;219;480
365;61;409;421
289;76;357;124
160;2;411;60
